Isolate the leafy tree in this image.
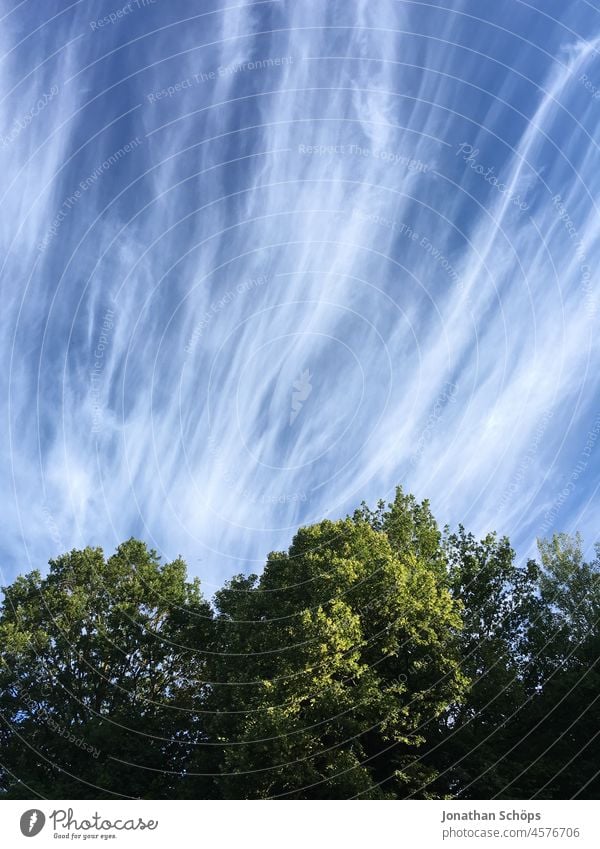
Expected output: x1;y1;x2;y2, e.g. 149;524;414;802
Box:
1;493;598;801
353;487;446;580
198;517;466;799
501;534;600;799
0;539;213;798
421;527;540;798
354;491;600;799
419;530;600;800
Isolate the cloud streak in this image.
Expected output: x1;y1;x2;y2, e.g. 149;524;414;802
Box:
1;0;600;589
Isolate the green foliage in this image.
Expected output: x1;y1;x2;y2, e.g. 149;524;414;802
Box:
1;490;599;799
0;540;213;798
504;535;600;799
201;517;465;798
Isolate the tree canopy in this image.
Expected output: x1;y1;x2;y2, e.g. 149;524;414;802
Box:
1;489;598;799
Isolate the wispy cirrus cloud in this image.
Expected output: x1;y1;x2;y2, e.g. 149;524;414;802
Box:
1;0;599;590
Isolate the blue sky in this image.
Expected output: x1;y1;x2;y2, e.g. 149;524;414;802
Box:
1;0;599;591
